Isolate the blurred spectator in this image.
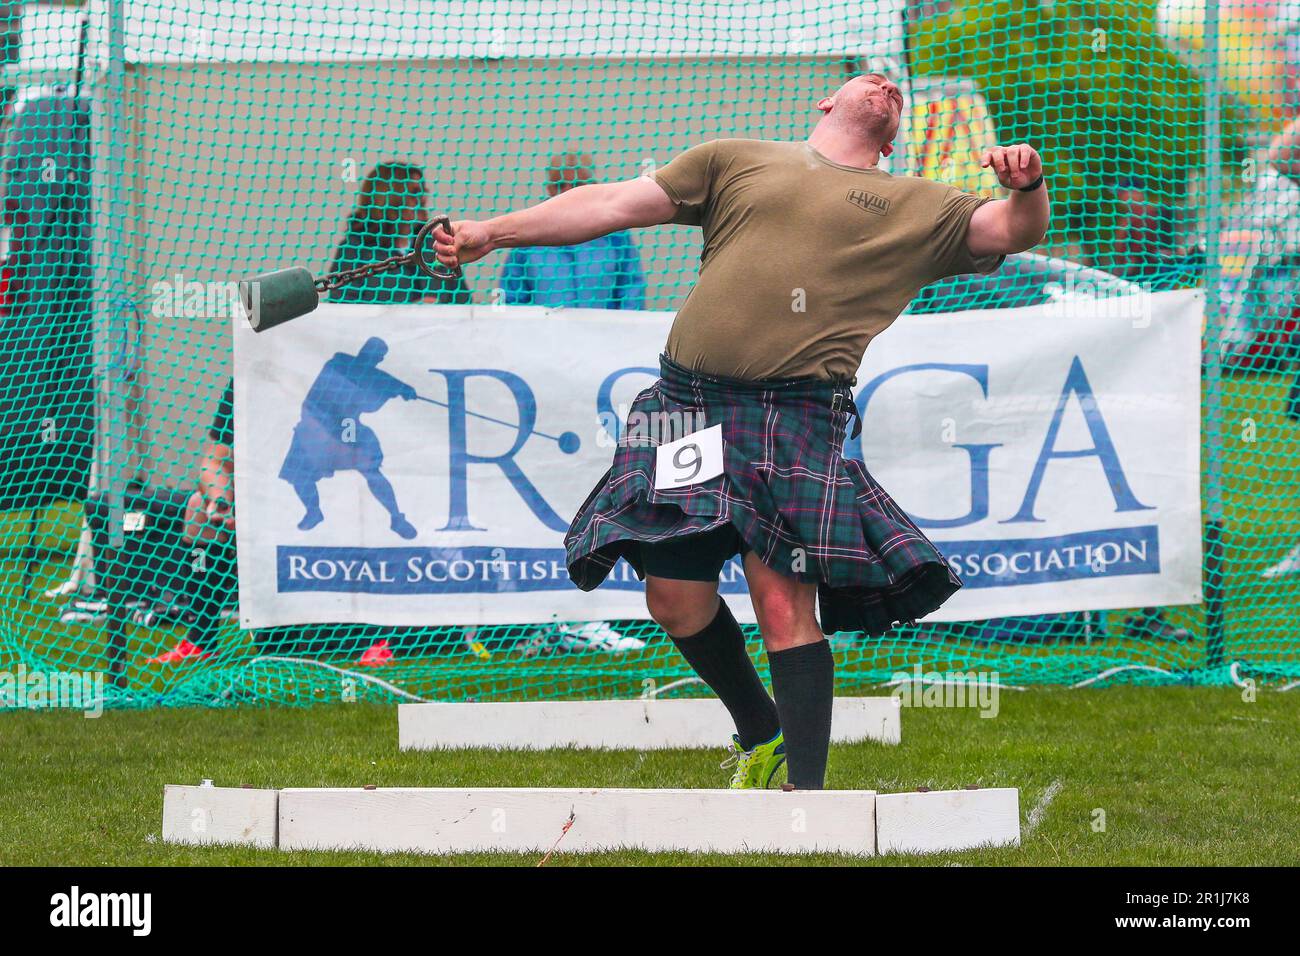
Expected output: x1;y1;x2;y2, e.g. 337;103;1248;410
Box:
125;381;407;665
1267;111;1300;183
0;88;94;511
1263;111;1300;580
1100;179;1196;641
330;161;471;306
498;152;646;309
140;380;238;663
1260;9;1300;401
1111;178;1168;276
1092;176;1190;292
1213;107;1300;373
60;381;241;663
1289;108;1300;426
1280;0;1300;115
305;162;472;664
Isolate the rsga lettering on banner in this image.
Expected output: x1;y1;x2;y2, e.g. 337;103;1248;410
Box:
233;297;1202;626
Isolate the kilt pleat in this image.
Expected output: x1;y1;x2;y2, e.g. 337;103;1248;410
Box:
564;355;962;636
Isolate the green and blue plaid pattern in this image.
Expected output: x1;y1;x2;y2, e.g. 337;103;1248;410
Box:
565;355;962;636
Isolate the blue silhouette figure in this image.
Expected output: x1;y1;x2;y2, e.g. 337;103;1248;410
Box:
280;337;419;539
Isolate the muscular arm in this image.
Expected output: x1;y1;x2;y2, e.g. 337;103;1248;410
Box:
967;188;1050;258
433;176;678;269
967;143;1050;258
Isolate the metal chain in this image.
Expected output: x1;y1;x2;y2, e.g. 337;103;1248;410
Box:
313;215;462;293
313;251;413;293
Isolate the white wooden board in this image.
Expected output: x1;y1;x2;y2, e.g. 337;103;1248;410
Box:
161;785;279;848
278;787;878;855
398;697;901;750
875;787;1020;855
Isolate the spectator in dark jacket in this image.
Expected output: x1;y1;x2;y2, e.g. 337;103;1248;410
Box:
329;161;471;306
143;380;238;662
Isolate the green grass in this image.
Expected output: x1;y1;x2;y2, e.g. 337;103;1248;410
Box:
2;687;1297;866
0;375;1297;865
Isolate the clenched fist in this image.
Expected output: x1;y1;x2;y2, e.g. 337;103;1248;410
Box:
432;220;496;270
979;144;1043;191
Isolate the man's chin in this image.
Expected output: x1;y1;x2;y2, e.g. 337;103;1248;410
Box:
857;117;894;143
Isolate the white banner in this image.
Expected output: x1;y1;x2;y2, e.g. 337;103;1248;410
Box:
234;291;1203;628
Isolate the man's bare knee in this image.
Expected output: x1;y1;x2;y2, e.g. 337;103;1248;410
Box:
744;553;821;650
645;577;719;637
749;586;803;634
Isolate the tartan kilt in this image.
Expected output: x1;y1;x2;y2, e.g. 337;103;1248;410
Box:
564;354;962;636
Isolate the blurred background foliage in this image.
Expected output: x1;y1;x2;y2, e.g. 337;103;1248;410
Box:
909;0;1257;269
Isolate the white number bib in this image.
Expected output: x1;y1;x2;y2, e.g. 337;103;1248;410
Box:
654;423;725;491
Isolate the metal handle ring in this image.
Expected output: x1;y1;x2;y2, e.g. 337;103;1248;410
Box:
412;215;464;282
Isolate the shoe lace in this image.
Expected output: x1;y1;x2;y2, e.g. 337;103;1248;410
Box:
719;740;756;786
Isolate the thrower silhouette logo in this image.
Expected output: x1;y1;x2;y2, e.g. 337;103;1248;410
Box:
281;336;582;539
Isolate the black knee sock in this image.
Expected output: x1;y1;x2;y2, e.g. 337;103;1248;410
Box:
768;641;835;789
669;600;781;750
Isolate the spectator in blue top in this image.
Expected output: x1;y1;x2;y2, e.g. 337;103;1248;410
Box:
498;152;646;309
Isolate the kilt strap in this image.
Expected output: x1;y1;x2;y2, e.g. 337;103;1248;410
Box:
831;389;862;439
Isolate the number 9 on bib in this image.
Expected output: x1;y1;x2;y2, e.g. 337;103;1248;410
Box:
654;423;725;491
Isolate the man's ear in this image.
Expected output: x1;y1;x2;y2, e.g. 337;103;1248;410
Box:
816;96;834;113
881;141;894;157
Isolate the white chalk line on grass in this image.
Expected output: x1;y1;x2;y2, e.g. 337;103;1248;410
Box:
1074;661;1300;691
1024;779;1063;837
232;656;432;703
1070;664;1172;688
878;676;1027;692
640;676;706;699
1230;661;1300;692
1230;661;1248;689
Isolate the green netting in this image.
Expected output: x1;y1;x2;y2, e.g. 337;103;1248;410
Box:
0;0;1297;710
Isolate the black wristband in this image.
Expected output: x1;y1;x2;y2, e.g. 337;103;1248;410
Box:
1017;173;1045;193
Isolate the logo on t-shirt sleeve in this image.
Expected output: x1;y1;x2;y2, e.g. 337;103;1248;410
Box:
846;189;890;216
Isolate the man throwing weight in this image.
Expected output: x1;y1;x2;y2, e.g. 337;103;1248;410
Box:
434;74;1049;790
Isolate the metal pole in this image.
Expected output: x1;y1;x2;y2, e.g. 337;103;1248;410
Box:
88;0;132;683
1201;0;1227;668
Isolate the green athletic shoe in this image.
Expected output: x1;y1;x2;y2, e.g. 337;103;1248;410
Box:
720;731;786;789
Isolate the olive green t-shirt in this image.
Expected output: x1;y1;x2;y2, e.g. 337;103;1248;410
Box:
654;138;1006;381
